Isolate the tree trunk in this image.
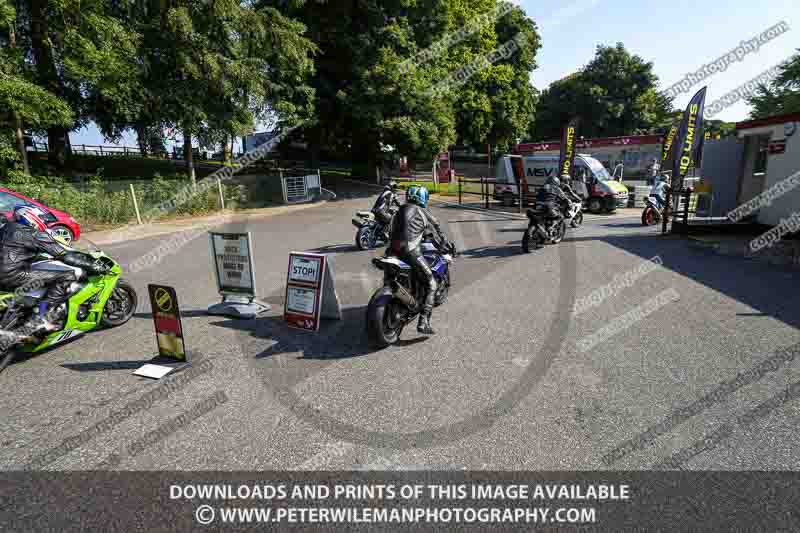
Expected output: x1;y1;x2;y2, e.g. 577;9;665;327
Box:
46;126;70;168
30;0;70;168
350;133;377;179
223;135;232;165
135;123;150;156
14;115;30;175
8;24;30;174
183;130;196;187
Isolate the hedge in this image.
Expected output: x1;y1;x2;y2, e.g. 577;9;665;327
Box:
2;171;238;226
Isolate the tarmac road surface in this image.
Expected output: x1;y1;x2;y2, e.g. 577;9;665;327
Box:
1;186;799;471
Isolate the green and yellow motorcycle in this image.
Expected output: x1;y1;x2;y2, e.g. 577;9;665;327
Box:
0;240;137;373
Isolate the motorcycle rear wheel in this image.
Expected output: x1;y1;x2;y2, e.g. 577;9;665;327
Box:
367;298;405;348
642;207;657;226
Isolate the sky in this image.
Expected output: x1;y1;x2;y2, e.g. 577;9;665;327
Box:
70;0;800;150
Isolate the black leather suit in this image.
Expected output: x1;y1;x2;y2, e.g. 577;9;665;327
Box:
535;175;570;225
0;221;97;307
372;189;400;227
389;203;447;314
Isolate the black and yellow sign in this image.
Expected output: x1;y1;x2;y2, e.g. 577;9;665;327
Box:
558;117;581;178
671;86;707;189
661;121;680;168
148;284;187;362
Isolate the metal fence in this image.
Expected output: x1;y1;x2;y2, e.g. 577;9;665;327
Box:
455;177;544;214
28;142;238;162
279;168;322;204
663;188;706;234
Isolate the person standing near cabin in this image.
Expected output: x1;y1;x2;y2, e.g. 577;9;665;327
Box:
648;158;660;186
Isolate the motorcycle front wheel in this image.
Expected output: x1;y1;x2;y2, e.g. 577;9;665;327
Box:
571;211;583;228
551;220;567;244
356;225;376;251
434;272;450;307
521;224;542;253
367;297;405;348
101;279;138;328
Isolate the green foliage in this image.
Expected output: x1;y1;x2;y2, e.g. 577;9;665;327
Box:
0;129;18;173
704;119;737;138
1;173;235;226
395;181;440;194
0;74;74;130
119;0;316;160
452;2;541;151
747;50;800;119
27;154;218;180
262;0;541;174
532;43;673;140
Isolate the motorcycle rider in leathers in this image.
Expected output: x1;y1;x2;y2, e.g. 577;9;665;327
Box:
535;174;571;237
372;182;401;240
389;186;453;335
0;206;108;342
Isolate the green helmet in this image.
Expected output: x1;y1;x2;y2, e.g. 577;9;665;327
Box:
406;185;430;208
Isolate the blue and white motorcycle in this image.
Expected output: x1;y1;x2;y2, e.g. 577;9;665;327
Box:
366;240;455;347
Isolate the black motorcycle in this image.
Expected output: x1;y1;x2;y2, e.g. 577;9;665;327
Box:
352;208;395;251
366;240;456;347
521;202;567;253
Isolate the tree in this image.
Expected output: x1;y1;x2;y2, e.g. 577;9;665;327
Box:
747;49;800;119
99;0;315;183
451;2;541;152
0;1;73;174
704;119;737;138
532;43;672;140
263;0;541;175
9;0;141;167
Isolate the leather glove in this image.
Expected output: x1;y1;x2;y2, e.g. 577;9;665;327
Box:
92;259;112;274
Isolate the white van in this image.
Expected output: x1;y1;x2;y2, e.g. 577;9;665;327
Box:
493;154;630;213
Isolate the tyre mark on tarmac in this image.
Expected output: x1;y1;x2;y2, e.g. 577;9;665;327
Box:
267;207;556;468
253;207;521;370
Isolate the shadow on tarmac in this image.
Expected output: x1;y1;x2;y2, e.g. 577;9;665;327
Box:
134;310;210;320
210;306;428;360
566;232;800;331
304;243;361;254
61;360;154;372
458;242;525;259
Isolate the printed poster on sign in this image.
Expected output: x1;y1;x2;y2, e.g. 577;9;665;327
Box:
210;232;256;296
286;287;317;315
284;252;327;331
147;284;187;362
289;255;322;284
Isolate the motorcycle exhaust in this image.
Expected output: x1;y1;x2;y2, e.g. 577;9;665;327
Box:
392;283;417;308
